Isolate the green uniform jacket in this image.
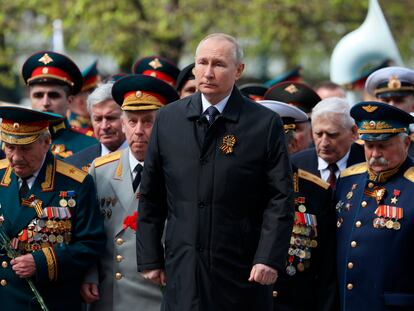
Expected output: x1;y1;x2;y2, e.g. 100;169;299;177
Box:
50;118;98;159
0;152;105;311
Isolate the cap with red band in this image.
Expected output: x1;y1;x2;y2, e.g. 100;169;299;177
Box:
132;56;180;87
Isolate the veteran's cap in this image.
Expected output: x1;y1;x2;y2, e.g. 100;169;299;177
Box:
365;66;414;99
112;74;179;111
0;106;61;145
265;65;303;88
81;60;100;92
22;51;83;95
264;81;321;114
239;83;268;101
258;99;308;133
350;101;414;141
176;63;195;92
132;56;180;87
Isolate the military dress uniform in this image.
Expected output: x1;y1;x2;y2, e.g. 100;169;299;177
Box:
22;51;99;159
0;106;105;311
335;101;414;310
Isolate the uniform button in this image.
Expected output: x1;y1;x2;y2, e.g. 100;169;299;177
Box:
116;255;123;262
272;290;278;297
0;279;7;286
116;238;124;245
361;201;367;208
368;182;374;188
351;241;357;248
1;261;7;268
355;221;362;228
347;283;353;290
347;262;354;269
115;272;122;280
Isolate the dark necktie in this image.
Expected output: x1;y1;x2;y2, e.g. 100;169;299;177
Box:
205;106;220;125
132;164;143;192
327;163;339;190
19;176;32;199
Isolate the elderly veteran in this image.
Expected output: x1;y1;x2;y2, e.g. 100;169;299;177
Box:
259;100;337;311
0;106;105;311
80;75;179;311
335;101;414;310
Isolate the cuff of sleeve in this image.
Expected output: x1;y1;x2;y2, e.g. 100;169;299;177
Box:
253;257;284;274
33;247;58;282
137;262;164;272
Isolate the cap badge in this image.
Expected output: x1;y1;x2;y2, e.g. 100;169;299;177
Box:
149;58;162;69
42;67;49;74
285;84;299;94
388;75;401;90
220;134;236;155
362;105;378;113
13;123;20;129
135;91;143;98
38;53;54;65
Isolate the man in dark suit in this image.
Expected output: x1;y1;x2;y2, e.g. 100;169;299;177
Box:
292;97;365;187
66;81;127;171
136;33;294;311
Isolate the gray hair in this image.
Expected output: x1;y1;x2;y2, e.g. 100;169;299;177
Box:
87;82;115;115
195;33;244;65
311;97;355;129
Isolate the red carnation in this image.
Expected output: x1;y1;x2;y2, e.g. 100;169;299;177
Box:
123;211;138;231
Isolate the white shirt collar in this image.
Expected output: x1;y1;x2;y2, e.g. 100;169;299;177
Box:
317;149;351;181
20;154;47;189
128;149;144;177
101;140;128;157
201;92;231;114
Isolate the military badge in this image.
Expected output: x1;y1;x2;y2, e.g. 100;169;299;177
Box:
220;135;236;155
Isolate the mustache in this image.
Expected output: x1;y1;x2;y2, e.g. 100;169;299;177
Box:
369;157;388;166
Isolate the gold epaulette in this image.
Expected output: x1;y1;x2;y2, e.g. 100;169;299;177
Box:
0;159;9;169
403;166;414;182
355;139;365;145
298;169;330;190
56;160;87;183
94;151;122;168
340;162;367;178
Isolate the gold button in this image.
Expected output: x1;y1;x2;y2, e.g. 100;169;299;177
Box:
347;283;353;290
368;182;374;188
115;272;122;280
361;201;367;208
1;261;7;268
116;255;123;262
116;238;124;245
0;279;7;286
351;241;357;248
348;262;354;269
272;290;278;297
355;221;362;228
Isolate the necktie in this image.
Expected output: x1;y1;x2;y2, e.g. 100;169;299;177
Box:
327;163;339;190
132;164;143;192
205;106;220;125
19;176;32;199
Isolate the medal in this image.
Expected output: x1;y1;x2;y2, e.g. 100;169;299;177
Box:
298;205;306;213
59;191;68;207
393;221;401;230
286;264;296;276
220;135;236;154
346;191;353;200
385;220;394;229
68;198;76;208
297;262;305;272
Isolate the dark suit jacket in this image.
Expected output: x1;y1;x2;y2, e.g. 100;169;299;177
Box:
137;88;295;311
291;143;365;177
65;143;102;171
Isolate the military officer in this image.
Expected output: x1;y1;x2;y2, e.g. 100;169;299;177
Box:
259;100;337;311
239;83;268;101
132;55;180;87
22;51;98;159
80;74;179;311
335;101;414;310
0;106;105;310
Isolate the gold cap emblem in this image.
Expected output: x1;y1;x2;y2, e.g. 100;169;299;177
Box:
13;123;20;129
149;58;162;70
362;105;378;113
38;53;53;65
388;75;401;90
284;84;299;94
42;67;49;74
135;91;142;98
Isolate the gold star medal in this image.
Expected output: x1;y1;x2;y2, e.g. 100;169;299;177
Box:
220;135;236;154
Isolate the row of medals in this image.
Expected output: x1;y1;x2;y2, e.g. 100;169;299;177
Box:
373;217;401;230
59;197;76;208
286;224;317;276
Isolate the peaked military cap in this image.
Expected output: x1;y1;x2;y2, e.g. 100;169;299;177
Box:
131;56;180;87
264;81;321;114
365;66;414;99
239;83;268;101
176;63;195;92
258;99;308;133
350;101;414;141
112;74;179;111
0;106;61;145
22;51;83;95
265;65;303;88
81;60;100;92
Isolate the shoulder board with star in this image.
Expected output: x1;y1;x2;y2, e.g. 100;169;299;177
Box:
94;150;122;168
56;160;87;183
0;159;9;170
403;166;414;183
298;169;330;190
340;162;367;178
